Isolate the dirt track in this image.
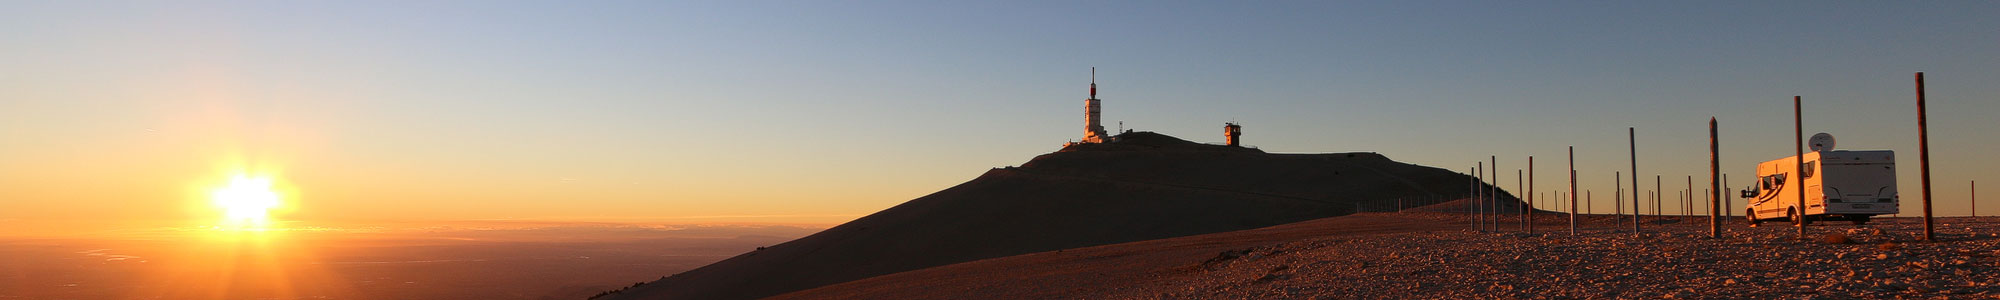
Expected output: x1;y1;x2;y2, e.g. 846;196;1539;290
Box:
780;208;2000;299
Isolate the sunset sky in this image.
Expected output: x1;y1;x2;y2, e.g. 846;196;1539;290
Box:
5;1;1997;233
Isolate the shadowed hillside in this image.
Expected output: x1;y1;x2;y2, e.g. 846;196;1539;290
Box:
602;132;1519;300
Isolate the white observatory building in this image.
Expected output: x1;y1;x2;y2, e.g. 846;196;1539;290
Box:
1080;68;1111;144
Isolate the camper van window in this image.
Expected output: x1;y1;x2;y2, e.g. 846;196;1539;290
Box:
1803;162;1816;178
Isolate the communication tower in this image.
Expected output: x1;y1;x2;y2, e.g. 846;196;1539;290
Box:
1081;68;1110;143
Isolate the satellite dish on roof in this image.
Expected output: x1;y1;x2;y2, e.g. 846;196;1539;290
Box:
1809;133;1836;152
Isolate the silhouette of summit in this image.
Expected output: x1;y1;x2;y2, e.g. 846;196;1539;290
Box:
604;131;1515;300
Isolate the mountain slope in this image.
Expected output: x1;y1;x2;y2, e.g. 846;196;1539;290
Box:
771;211;1467;299
603;132;1518;300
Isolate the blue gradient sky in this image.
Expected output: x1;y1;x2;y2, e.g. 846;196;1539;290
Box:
4;1;1997;225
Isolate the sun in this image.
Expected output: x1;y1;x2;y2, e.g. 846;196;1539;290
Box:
212;175;282;228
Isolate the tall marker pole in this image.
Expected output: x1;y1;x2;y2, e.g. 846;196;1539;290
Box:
1517;169;1525;230
1973;181;1977;217
1629;127;1641;233
1687;176;1694;217
1795;96;1807;238
1491;156;1500;231
1709;117;1722;238
1569;146;1578;235
1616;172;1623;222
1916;72;1935;241
1476;163;1484;231
1470;167;1477;231
1529;156;1536;234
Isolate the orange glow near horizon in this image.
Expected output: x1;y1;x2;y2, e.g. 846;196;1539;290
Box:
129;227;351;299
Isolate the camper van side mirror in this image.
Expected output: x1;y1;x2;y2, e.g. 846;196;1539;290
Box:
1740;189;1758;198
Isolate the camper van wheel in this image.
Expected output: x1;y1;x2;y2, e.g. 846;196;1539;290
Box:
1746;209;1760;227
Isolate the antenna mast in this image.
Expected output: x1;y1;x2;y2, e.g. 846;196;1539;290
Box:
1090;67;1096;98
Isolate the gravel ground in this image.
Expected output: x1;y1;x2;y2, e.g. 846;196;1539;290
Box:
1165;214;2000;299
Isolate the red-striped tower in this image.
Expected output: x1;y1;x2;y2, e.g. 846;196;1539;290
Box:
1082;68;1110;143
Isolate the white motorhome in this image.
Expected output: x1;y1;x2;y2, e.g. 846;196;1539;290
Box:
1741;149;1899;225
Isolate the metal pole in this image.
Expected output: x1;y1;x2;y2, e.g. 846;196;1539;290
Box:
1656;175;1663;218
1529;156;1536;234
1569;146;1578;235
1518;169;1525;231
1916;72;1935;241
1795;95;1807;238
1470;167;1477;231
1616;172;1623;222
1630;127;1641;233
1711;117;1724;238
1491;156;1500;231
1973;181;1978;217
1687;176;1694;217
1477;163;1484;231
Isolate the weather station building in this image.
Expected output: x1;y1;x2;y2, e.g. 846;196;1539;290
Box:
1224;122;1242;147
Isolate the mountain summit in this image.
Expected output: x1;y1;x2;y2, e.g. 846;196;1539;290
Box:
604;132;1514;300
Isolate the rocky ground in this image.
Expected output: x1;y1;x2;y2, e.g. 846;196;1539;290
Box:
1173;214;2000;299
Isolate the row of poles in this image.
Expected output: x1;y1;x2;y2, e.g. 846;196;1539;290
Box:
1459;73;1952;240
1528;176;1727;218
1361;195;1469;214
1498;173;1979;219
1371;181;1975;220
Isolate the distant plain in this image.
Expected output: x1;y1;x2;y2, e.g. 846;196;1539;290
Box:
0;221;817;300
